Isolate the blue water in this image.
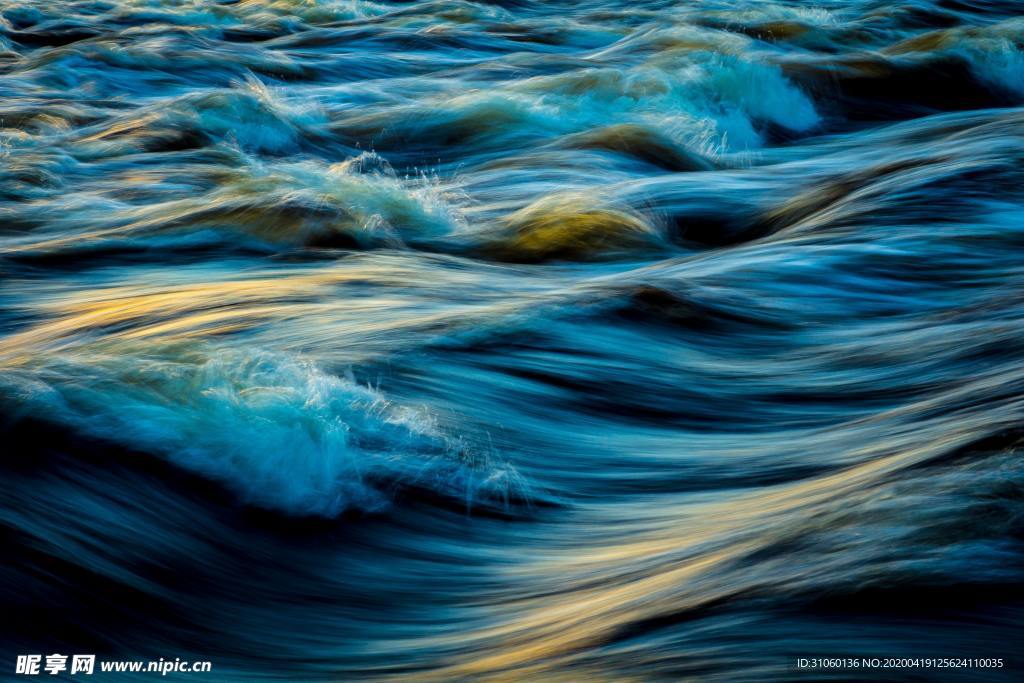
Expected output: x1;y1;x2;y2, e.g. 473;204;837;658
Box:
2;1;1023;680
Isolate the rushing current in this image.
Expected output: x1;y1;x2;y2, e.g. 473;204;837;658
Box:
2;0;1023;680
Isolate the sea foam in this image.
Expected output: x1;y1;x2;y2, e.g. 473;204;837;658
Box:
5;348;522;516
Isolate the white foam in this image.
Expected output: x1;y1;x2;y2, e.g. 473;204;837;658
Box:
8;349;523;516
441;49;822;154
222;151;466;246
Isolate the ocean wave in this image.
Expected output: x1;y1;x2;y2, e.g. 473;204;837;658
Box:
71;79;328;156
4;347;527;516
329;51;820;164
3;0;1024;679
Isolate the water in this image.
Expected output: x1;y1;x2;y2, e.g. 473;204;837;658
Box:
2;1;1023;680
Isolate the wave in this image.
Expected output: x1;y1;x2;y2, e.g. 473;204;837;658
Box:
329;51;820;166
0;149;467;256
71;79;329;156
2;0;1024;680
3;347;527;516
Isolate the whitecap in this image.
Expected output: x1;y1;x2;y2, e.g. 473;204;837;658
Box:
5;348;525;517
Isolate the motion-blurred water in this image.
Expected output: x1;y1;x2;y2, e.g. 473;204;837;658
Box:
2;1;1023;680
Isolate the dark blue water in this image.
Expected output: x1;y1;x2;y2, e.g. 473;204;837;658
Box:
2;1;1023;680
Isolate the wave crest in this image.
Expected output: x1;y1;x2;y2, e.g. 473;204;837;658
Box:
6;348;527;516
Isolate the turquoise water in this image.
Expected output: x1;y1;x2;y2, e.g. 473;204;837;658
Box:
2;1;1024;680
